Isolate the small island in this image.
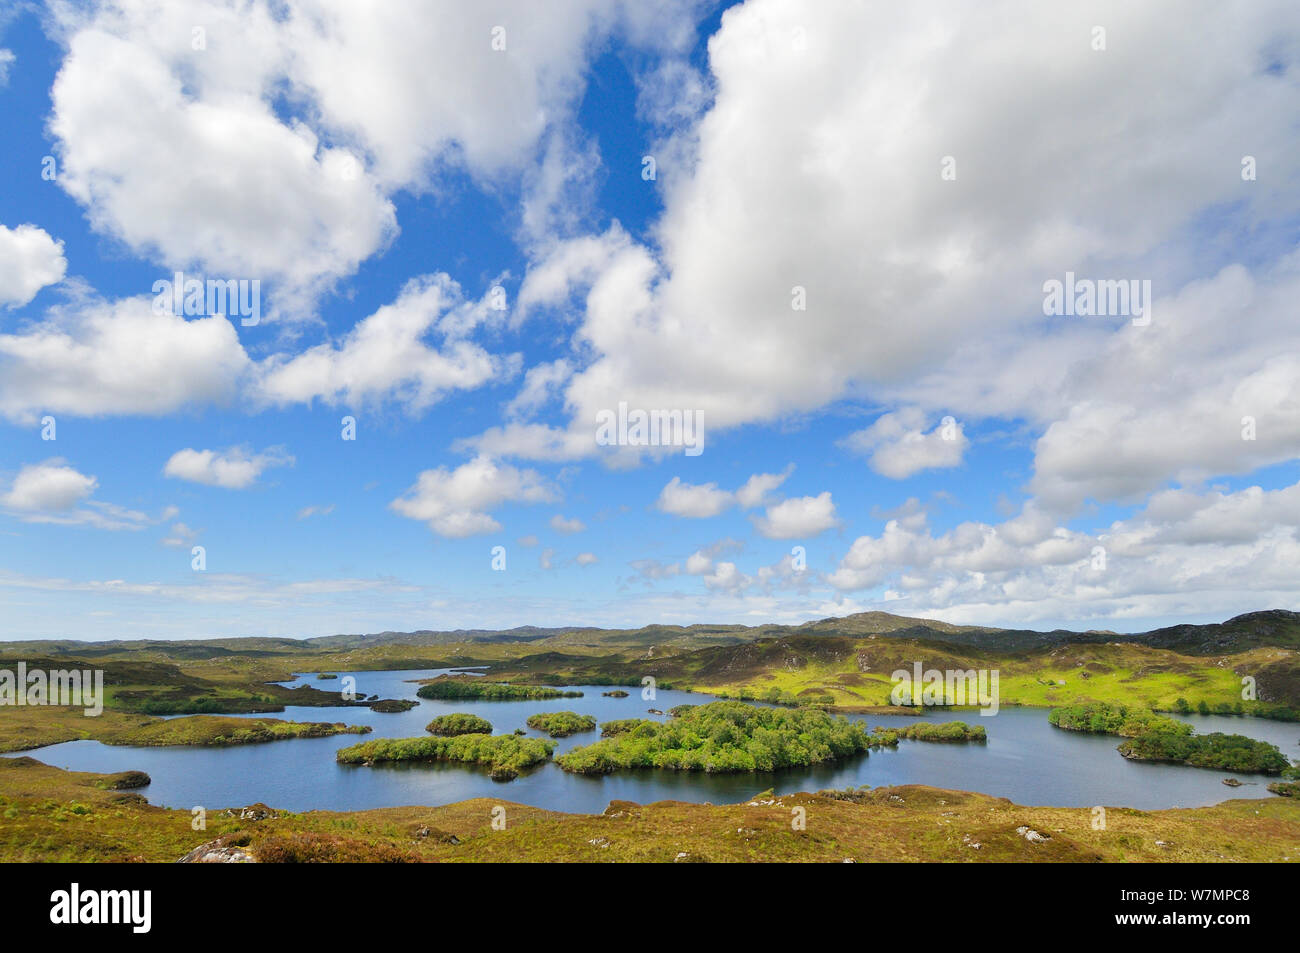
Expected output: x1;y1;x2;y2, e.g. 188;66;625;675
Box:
368;699;417;713
556;701;883;774
525;711;597;737
1048;703;1189;738
336;734;555;781
602;690;629;698
1049;703;1290;775
112;717;370;747
427;713;494;736
416;676;583;701
1117;731;1290;775
896;721;987;742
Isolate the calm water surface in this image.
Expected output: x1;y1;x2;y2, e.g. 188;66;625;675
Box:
9;668;1298;813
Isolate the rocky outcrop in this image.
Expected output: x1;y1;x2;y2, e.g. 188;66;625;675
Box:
603;799;641;817
1016;826;1050;843
177;840;256;863
223;803;278;821
101;770;151;790
411;824;460;844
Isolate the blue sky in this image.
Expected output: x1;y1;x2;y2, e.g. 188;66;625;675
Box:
0;1;1298;640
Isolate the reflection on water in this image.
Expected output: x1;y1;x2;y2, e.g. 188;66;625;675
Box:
8;668;1298;814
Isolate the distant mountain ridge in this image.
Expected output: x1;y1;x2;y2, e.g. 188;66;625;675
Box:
787;608;1300;654
5;609;1297;657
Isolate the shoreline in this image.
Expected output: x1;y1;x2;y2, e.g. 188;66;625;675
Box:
3;755;1296;863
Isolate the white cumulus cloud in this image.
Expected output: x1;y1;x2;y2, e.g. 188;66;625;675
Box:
3;460;97;511
752;492;838;539
0;224;67;308
2;459;160;529
655;467;794;518
253;275;508;412
0;293;250;423
550;514;586;534
842;409;969;479
163;447;294;489
390;456;558;538
655;477;734;518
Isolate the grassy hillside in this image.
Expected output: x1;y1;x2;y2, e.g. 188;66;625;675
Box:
493;634;1299;713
